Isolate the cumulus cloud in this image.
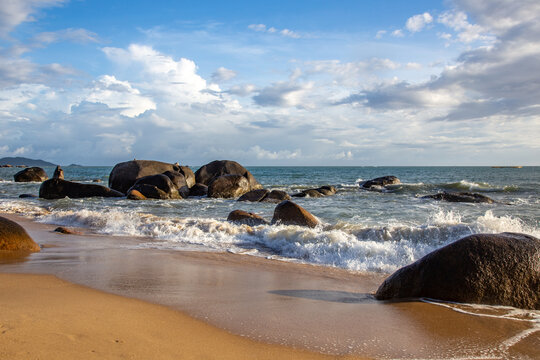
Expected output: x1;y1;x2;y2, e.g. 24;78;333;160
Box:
0;0;65;36
405;12;433;32
253;81;312;107
211;67;237;83
250;145;300;160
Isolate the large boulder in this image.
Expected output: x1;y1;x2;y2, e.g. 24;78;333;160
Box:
422;192;495;204
194;160;262;190
39;178;124;199
361;176;400;190
271;200;319;228
207;175;250;198
14;167;48;182
162;171;190;198
238;189;270;202
178;166;196;188
262;190;291;203
128;174;181;200
0;216;40;252
189;183;208;197
375;233;540;310
227;210;268;226
109;160;185;194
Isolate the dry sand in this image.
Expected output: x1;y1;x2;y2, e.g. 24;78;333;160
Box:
1;213;539;359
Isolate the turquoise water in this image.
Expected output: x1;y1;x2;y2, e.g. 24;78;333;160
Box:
1;165;538;272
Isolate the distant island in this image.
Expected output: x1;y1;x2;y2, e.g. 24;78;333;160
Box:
0;157;56;167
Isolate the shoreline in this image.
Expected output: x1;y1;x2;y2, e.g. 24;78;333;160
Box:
1;213;539;359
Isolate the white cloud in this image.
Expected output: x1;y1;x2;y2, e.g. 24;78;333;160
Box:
375;30;386;39
227;84;256;96
33;28;99;44
211;67;237;83
280;29;300;39
391;29;404;37
0;0;65;36
247;24;266;32
406;12;433;32
248;23;301;38
438;10;491;43
250;145;301;160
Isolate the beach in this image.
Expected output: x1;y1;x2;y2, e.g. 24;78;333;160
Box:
1;213;538;359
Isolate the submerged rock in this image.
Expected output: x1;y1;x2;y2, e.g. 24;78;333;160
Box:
54;226;79;235
422;192;495;203
261;190;291;203
227;210;268;226
375;233;540;310
14;167;48;182
271;200;319;228
360;176;400;190
0;216;40;252
238;189;291;203
39;178;124;199
291;185;337;198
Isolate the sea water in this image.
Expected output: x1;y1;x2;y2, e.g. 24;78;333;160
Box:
0;165;538;273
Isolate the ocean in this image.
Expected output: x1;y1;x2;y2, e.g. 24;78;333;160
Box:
1;165;538;274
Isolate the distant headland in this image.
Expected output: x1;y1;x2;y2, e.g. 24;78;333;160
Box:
0;157;56;167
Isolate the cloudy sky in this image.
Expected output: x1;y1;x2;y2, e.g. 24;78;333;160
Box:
0;0;539;166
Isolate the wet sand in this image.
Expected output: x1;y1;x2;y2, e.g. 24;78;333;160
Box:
1;213;539;359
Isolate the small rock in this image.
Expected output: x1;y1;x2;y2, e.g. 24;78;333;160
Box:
227;210;268;226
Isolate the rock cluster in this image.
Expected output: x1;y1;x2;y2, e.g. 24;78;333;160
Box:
228;200;320;228
238;189;291;203
291;185;337;198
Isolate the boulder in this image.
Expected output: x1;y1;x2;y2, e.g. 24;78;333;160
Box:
227;210;268;226
238;189;270;202
189;183;208;197
207;175;250;198
291;185;337;198
271;200;319;228
422;192;495;204
262;190;291;203
178;166;196;188
13;167;48;182
0;216;40;252
53;165;64;180
109;160;185;194
375;233;540;310
39;178;124;199
127;189;147;200
128;174;181;200
194;160;262;190
361;176;400;190
162;171;190;198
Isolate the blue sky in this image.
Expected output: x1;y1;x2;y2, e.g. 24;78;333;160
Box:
0;0;539;165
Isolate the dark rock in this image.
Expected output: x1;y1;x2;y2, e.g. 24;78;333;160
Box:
238;189;269;202
422;192;495;204
39;178;124;199
0;216;40;252
54;226;79;235
109;160;184;194
317;185;337;196
194;160;262;190
13;167;48;182
53;165;64;180
271;200;319;228
18;194;37;198
178;166;195;188
361;176;400;190
227;210;268;226
189;183;208;197
375;233;540;310
162;171;189;198
127;189;147;200
291;185;337;198
262;190;291;203
207;175;250;198
128;174;181;200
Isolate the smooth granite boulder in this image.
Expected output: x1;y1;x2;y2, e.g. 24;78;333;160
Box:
238;189;270;202
189;183;208;197
361;176;400;190
375;233;540;310
53;165;64;180
291;186;337;198
261;190;291;203
178;166;196;188
128;174;181;200
194;160;262;190
422;192;495;204
109;160;184;194
162;171;190;198
39;178;124;199
126;189;147;200
207;175;250;198
0;216;40;252
271;200;319;228
14;167;48;182
227;210;268;226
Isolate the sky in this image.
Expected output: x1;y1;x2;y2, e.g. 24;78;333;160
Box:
0;0;539;166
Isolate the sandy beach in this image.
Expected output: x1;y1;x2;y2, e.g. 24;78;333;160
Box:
1;213;539;359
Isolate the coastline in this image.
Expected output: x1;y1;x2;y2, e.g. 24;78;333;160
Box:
1;213;539;359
